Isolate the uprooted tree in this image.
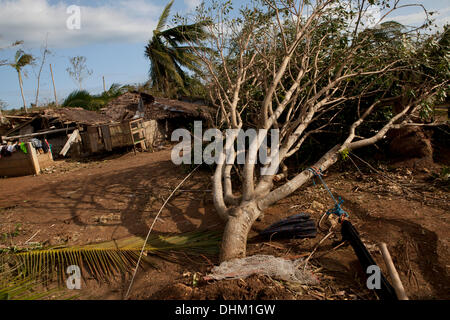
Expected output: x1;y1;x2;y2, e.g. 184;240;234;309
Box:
180;0;448;262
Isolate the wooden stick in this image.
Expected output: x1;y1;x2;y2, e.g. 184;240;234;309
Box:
24;229;40;244
4;127;76;140
3;115;33;119
378;242;409;300
59;129;80;156
125;164;202;299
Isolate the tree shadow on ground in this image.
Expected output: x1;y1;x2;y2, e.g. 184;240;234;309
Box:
23;158;223;242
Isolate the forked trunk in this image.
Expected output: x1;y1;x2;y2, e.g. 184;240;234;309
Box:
220;202;261;262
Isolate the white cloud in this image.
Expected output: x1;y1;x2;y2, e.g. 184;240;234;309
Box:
0;0;162;48
392;11;427;25
184;0;201;11
391;6;450;29
119;0;161;16
363;5;382;28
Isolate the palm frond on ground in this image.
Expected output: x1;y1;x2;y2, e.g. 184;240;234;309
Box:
0;257;73;300
12;231;221;283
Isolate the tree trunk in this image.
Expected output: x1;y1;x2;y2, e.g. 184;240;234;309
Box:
35;75;40;107
220;202;261;262
18;71;27;113
164;77;170;98
35;54;46;107
49;64;58;106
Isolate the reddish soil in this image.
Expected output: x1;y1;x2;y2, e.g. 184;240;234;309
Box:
0;148;448;300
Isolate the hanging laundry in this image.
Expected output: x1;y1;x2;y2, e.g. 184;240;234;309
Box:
42;139;50;153
30;138;43;149
1;145;10;157
6;144;16;153
19;142;28;154
1;144;15;157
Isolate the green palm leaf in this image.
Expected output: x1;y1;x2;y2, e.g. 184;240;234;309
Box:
12;231;221;283
62;90;92;108
161;20;213;45
62;86;128;111
145;1;213;96
0;256;73;300
156;0;174;33
10;49;34;71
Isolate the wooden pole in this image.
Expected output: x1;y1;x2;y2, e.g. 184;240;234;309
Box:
26;142;40;175
103;76;106;92
49;63;58;106
378;242;409;300
3;127;76;140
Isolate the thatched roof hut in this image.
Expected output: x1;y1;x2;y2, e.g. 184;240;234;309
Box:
101;92;213;125
1;93;213;156
41;107;115;126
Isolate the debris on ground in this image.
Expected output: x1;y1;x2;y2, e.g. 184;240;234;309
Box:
205;254;319;285
259;212;317;239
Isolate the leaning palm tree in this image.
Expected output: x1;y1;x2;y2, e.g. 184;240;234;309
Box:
145;0;212;97
9;50;34;113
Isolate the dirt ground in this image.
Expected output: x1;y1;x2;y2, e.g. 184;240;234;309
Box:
0;147;448;300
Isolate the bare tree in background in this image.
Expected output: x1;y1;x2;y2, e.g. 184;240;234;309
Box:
34;34;51;107
183;0;448;261
0;100;7;126
66;56;93;90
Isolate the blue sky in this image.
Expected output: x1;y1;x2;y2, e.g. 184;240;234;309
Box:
0;0;449;109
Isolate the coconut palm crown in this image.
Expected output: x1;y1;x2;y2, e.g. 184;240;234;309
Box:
145;0;212;97
9;50;34;113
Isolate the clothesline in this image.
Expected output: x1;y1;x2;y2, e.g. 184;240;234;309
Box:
0;138;51;159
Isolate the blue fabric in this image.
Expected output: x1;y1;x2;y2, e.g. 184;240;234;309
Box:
30;138;43;149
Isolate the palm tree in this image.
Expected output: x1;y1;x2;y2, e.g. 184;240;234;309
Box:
145;0;212;97
9;50;34;113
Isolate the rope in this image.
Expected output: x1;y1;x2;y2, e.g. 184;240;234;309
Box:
124;164;201;299
302;167;349;267
307;167;349;221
